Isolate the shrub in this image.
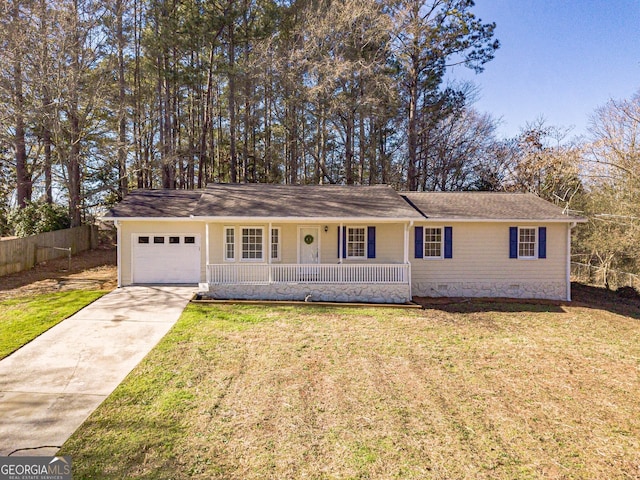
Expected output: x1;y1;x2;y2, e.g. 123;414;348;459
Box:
8;201;71;237
616;285;640;300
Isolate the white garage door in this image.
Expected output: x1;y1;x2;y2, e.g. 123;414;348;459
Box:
132;234;201;284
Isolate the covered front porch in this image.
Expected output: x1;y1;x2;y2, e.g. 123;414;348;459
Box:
204;263;412;303
201;220;414;303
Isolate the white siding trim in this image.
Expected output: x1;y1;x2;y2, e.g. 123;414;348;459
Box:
517;226;538;260
115;220;122;287
566;222;576;301
223;226;235;262
423;226;445;260
240;226;265;262
205;223;210;266
346;226;367;260
270;226;282;262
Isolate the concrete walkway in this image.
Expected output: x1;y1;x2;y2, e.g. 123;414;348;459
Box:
0;286;195;457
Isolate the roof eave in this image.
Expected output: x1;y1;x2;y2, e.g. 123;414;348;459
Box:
189;215;422;223
416;217;587;223
100;216;196;222
102;215;586;223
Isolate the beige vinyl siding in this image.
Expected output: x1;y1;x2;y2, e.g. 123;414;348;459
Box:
322;223;405;264
206;223;297;263
410;222;569;298
206;222;407;265
118;220;206;286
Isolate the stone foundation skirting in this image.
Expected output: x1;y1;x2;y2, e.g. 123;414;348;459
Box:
205;283;411;304
412;281;568;301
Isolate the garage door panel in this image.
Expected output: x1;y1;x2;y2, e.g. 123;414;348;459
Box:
132;234;200;284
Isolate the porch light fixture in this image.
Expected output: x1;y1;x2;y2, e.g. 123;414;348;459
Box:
324;225;328;233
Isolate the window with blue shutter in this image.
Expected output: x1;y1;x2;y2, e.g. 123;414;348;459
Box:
511;226;545;259
444;226;453;259
367;226;376;258
414;226;423;259
538;227;547;259
509;227;518;259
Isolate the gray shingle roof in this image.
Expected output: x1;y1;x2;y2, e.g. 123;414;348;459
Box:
107;189;203;218
402;192;580;221
193;184;423;219
104;186;582;222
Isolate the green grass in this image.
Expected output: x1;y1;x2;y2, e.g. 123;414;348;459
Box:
0;290;107;359
61;302;640;479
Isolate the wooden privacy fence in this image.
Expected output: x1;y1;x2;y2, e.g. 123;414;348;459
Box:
0;225;98;277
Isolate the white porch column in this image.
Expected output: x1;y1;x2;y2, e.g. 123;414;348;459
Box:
205;223;210;283
405;221;414;295
267;222;272;264
338;222;343;264
268;222;272;283
403;222;410;264
115;220;122;287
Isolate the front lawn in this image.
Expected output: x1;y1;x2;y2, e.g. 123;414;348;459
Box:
61;301;640;479
0;290;107;359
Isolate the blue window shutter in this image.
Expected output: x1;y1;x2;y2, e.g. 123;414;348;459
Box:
367;226;376;258
342;227;347;258
538;227;547;259
509;227;518;259
414;226;423;259
444;226;453;259
337;226;347;259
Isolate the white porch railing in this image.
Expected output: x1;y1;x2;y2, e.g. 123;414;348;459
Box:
207;263;410;285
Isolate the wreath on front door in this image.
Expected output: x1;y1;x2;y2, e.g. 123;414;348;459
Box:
304;234;314;245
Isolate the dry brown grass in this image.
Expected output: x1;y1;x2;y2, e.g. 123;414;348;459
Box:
0;245;116;300
62;297;640;479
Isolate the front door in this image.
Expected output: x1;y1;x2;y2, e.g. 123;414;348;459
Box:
299;227;320;264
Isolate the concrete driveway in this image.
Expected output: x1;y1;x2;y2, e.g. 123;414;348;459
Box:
0;286;195;457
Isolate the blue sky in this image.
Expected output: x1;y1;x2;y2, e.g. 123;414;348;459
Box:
446;0;640;140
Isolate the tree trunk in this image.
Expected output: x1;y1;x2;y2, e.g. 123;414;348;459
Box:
39;0;53;203
69;112;82;226
407;74;419;190
162;50;173;188
345;112;354;185
68;0;82;227
198;45;216;188
228;25;238;183
289;102;298;184
116;0;128;196
12;2;31;208
264;69;273;182
14;59;30;207
359;110;366;184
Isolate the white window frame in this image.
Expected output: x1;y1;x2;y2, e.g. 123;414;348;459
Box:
518;227;537;260
423;226;444;259
241;226;264;262
346;226;367;260
223;226;235;262
271;227;281;261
